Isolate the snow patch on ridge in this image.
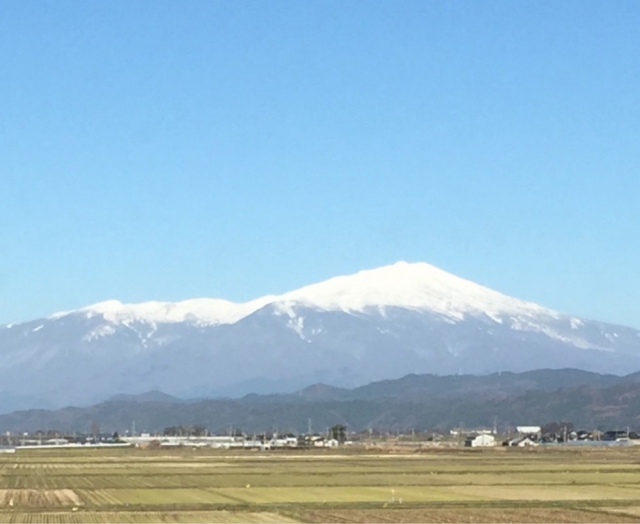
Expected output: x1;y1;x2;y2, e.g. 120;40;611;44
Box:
83;325;116;341
288;317;306;340
570;318;584;329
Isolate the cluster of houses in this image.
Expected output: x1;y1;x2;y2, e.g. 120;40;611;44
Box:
4;424;640;452
124;433;343;449
0;432;345;451
464;426;640;448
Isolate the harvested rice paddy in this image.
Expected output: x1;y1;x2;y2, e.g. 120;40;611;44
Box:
1;446;640;521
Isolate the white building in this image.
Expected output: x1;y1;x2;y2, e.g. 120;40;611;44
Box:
516;426;541;434
506;436;538;447
465;434;496;447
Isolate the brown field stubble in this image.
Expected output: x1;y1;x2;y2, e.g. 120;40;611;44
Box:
0;447;640;521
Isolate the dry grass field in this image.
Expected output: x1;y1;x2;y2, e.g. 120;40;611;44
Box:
1;446;640;522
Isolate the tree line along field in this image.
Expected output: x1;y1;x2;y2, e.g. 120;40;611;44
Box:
2;447;640;522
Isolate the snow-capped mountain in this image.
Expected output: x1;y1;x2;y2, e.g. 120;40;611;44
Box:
1;261;639;413
52;262;553;324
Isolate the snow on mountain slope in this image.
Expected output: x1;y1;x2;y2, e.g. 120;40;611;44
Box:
275;261;557;321
41;261;601;352
50;296;277;326
49;261;557;326
1;261;640;412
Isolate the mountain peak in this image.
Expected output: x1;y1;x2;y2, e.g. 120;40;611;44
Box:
277;261;555;321
46;261;557;325
4;261;640;412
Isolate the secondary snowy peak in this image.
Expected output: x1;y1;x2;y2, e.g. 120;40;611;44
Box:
275;261;557;321
51;297;275;326
48;261;558;326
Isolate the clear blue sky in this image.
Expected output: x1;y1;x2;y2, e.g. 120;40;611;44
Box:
1;0;639;328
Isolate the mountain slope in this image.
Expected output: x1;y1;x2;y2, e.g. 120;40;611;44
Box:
2;369;640;433
1;261;639;411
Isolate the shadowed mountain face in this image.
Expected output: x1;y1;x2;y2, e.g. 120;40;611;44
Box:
1;262;640;412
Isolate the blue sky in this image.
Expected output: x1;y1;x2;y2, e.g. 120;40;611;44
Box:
1;0;639;328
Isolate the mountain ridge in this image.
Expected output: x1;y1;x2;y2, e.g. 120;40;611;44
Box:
2;368;640;433
44;261;558;327
1;261;640;412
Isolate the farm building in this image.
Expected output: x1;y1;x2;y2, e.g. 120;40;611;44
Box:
465;434;496;447
504;436;539;447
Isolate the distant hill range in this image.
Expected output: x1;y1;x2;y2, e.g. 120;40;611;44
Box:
2;262;640;413
2;368;640;433
107;391;183;404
